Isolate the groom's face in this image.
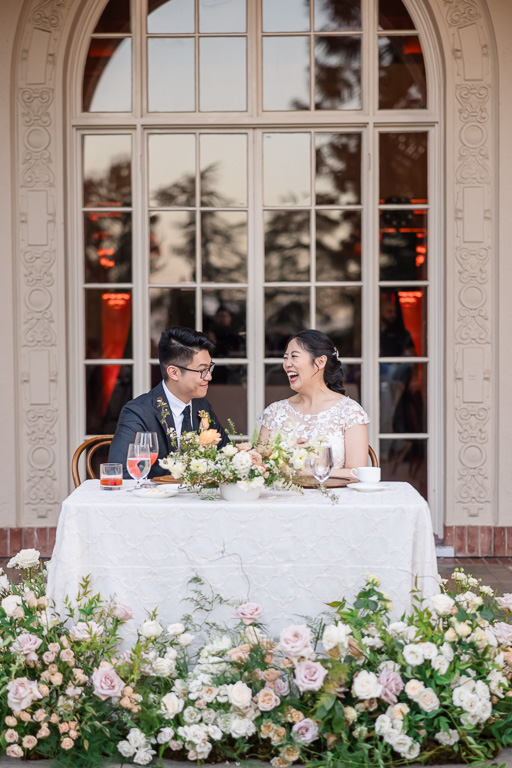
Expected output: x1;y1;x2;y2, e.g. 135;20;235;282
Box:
166;349;213;402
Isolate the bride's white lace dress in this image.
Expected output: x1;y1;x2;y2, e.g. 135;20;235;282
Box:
257;397;370;469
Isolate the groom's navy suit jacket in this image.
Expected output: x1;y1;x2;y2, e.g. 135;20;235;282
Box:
108;381;229;478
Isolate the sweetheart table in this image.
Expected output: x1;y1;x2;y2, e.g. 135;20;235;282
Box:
46;481;439;643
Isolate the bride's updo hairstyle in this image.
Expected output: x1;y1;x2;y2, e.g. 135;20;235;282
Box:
287;330;345;395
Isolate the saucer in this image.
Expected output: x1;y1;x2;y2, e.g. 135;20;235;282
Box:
348;482;389;493
133;487;179;499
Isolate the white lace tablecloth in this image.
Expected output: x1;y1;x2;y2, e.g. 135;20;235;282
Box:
47;481;439;643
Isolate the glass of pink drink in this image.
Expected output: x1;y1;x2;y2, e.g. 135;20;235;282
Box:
126;443;151;489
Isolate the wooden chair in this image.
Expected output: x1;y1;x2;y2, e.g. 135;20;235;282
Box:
72;435;114;488
368;445;379;467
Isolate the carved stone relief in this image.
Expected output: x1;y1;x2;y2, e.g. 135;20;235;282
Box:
441;0;495;520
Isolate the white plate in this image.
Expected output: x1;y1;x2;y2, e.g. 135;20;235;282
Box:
348;482;390;493
133;488;179;499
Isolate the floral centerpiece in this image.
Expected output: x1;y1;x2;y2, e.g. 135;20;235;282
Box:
2;551;512;767
157;406;309;498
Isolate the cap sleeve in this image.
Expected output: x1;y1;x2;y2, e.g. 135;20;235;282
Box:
344;399;371;430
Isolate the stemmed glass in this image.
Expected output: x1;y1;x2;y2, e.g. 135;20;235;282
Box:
126;443;151;490
135;432;159;469
309;445;334;489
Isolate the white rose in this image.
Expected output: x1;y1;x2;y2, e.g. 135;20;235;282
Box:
454;621;471;638
229;716;256;739
404;679;425;700
157;727;175;745
178;632;194;647
232;451;253;476
351;670;383;700
2;595;23;617
228;681;253;711
417;687;440;712
440;642;454;661
429;593;455;616
153;657;175;677
160;692;185;719
117;741;135;758
167;622;185;636
322;622;352;652
435;729;459;746
375;714;393;737
387;621;407;637
183;706;201;724
139;619;163;639
431;655;449;674
406;742;421;760
403;644;424;666
222;444;238;457
402;625;418;642
419;642;438;660
7;549;40;569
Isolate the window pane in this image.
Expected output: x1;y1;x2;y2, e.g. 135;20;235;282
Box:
263;37;310;111
379;210;427;281
262;0;310;32
148;134;195;208
83;135;132;208
264;364;292;407
264;210;310;282
208;366;248;434
379;0;415;30
315;133;361;205
149;211;196;283
263;133;311;206
315;36;361;110
201;211;247;282
94;0;130;33
342;364;362;402
200;134;247;207
148;38;195;112
380;288;427;356
379;132;428;202
380;363;427;433
199;38;246;111
84;212;132;283
379;36;426;109
86;364;132;434
316;286;361;357
85;289;132;359
315;0;361;31
202;289;247;356
148;0;194;33
265;288;309;356
380;438;427;498
150;287;196;353
199;0;246;32
83;38;132;112
316;210;361;281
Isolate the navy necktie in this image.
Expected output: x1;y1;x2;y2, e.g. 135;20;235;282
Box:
181;405;193;434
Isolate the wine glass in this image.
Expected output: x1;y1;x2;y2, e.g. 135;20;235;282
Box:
309;445;333;489
126;443;151;490
135;432;159;469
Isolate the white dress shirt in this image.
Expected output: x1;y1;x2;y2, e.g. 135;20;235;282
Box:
162;380;192;445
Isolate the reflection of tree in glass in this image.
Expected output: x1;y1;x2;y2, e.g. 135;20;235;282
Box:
316;210;361;281
313;35;361;110
380;133;428;202
315;0;362;31
378;37;426;109
84;159;131;207
315;133;361;205
151;164;246;283
264;210;309;282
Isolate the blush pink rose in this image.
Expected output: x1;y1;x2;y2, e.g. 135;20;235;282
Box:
70;621;104;640
274;676;290;697
7;678;43;711
279;625;313;660
256;687;281;711
292;718;319;745
378;668;405;705
112;601;134;621
91;662;125;701
294;661;328;692
235;602;264;625
10;633;43;662
492;622;512;645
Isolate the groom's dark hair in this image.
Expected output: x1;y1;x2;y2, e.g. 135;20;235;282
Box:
158;326;215;379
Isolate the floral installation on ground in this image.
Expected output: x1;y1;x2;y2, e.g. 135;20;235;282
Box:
1;550;512;766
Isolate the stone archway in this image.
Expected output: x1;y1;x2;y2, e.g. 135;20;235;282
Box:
11;0;497;539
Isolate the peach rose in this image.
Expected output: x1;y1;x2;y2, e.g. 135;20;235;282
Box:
6;745;23;758
37;726;50;739
236;442;252;451
256;687;281;711
61;738;74;750
22;735;37;750
198;429;221;446
263;668;281;683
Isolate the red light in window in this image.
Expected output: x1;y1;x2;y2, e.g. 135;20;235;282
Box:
398;290;423;306
99;256;115;268
102;292;130;309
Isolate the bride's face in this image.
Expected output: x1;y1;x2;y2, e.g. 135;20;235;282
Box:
283;338;324;391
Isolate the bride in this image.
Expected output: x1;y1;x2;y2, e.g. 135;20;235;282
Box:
257;330;370;478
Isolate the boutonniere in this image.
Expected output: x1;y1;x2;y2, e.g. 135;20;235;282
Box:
198;409;211;433
156;396;173;436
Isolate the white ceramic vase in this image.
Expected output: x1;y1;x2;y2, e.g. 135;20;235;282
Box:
219;483;262;502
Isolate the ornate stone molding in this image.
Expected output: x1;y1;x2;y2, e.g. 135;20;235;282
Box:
15;0;76;523
441;0;495;521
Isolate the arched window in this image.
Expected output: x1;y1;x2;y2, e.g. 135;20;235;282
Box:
70;0;442;520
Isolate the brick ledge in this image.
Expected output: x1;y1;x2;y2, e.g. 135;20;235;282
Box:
0;527;57;558
444;525;512;557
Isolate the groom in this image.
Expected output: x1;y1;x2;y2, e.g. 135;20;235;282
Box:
109;326;229;478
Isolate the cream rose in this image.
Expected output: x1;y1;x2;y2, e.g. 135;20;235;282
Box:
429;593;455;616
404;679;425;700
7;548;40;569
139;619;163;639
322;622;352;653
228;681;253;710
2;595;24;618
417;687;440;712
351;670;383;700
160;692;184;719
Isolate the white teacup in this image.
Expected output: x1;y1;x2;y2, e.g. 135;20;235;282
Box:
350;466;381;484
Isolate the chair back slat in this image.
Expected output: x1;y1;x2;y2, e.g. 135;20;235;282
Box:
72;435;114;488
